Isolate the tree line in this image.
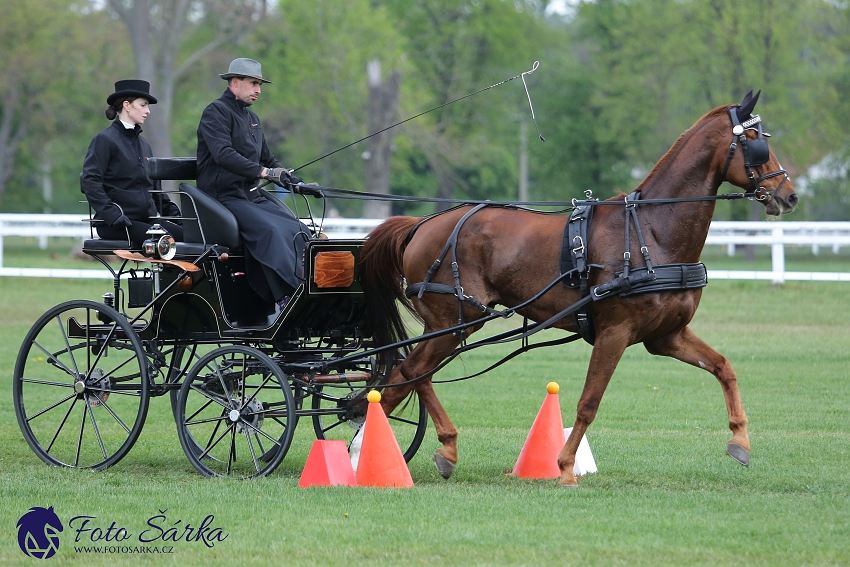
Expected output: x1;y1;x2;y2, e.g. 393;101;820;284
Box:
1;0;848;220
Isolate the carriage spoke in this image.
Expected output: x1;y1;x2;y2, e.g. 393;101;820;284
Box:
388;414;419;426
254;433;266;456
319;418;346;435
20;376;76;389
226;427;236;475
185;396;216;423
46;397;79;452
86;321;121;378
74;403;87;467
85;385;141;397
189;384;230;410
55;315;80;378
239;418;283;447
26;392;77;422
32;340;77;379
98;354;143;383
242;372;275;409
196;420;235;462
186;414;230;427
89;391;131;434
202;412;226;456
85;394;109;460
214;365;234;401
244;428;261;473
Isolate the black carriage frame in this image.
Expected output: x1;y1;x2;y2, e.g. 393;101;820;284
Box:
13;158;427;479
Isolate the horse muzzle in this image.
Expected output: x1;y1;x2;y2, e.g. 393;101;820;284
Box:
758;178;798;216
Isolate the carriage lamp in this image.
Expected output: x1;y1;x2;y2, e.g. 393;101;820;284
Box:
142;224;176;260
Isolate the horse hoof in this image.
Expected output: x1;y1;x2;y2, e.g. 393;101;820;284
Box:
727;442;750;467
433;453;456;479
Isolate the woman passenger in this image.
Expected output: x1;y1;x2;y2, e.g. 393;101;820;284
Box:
81;79;183;245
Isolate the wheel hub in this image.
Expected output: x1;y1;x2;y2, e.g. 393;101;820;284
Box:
86;368;111;407
233;397;264;435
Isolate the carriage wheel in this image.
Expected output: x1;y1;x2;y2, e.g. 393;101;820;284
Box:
13;300;149;470
311;386;427;462
176;345;295;479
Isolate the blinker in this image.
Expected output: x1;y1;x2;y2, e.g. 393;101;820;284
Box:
745;137;770;166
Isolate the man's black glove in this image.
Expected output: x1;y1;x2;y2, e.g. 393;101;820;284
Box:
110;214;133;228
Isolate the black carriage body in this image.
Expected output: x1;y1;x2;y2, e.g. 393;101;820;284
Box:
143;238;367;344
79;158;370;349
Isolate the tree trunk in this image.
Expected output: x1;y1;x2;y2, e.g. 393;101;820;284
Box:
363;60;400;219
0;82;27;202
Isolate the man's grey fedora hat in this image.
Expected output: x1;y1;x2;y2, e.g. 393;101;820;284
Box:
219;58;273;84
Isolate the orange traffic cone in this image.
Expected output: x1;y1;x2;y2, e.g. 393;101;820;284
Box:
511;382;565;479
298;440;357;487
355;390;414;488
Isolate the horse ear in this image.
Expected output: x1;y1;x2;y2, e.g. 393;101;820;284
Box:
738;89;761;119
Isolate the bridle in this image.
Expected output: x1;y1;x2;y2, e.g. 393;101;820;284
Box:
721;106;789;202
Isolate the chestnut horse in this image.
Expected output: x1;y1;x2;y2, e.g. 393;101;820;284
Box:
359;92;797;486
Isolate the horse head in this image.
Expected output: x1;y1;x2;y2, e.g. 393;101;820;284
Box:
718;90;798;216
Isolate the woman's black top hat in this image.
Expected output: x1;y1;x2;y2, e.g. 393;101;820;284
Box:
106;79;158;106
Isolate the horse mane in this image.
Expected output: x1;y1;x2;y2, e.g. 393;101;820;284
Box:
632;104;731;194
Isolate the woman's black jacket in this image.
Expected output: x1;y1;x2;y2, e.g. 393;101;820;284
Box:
80;120;181;226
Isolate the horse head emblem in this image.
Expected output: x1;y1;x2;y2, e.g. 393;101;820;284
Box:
16;506;63;559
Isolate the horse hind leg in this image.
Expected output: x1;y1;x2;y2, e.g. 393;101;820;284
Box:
644;326;750;466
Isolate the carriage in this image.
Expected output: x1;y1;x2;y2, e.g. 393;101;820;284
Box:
12;157;427;479
14;92;799;486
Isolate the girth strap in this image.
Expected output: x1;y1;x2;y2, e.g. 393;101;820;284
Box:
560;200;600;345
591;262;707;300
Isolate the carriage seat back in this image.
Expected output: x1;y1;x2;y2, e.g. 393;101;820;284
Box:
146;157;241;250
178;183;241;249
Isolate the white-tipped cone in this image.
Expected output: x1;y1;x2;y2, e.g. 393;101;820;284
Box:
564;428;597;476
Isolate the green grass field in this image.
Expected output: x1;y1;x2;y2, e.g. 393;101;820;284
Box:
0;269;848;565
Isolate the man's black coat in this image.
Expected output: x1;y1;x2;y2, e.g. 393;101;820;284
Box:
196;89;282;200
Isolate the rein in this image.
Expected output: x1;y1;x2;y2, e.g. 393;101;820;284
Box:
288;105;788;390
273;184;758;209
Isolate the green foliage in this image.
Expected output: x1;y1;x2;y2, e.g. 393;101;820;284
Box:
0;0;849;220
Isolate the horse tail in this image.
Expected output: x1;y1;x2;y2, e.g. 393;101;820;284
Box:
360;216;423;370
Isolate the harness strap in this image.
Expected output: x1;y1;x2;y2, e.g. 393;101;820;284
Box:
591;263;707;300
406;282;506;317
415;203;491;337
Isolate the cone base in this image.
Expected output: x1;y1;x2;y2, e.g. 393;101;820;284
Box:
298;440;357;487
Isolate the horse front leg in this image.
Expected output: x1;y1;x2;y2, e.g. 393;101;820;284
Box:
379;333;463;479
644;325;750;466
559;331;629;486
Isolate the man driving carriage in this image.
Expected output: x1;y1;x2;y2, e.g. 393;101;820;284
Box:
196;57;312;309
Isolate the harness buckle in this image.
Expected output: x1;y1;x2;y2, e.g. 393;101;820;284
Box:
572;236;585;254
624;251;631;261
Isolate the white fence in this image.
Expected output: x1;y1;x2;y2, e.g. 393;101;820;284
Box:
1;214;849;284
